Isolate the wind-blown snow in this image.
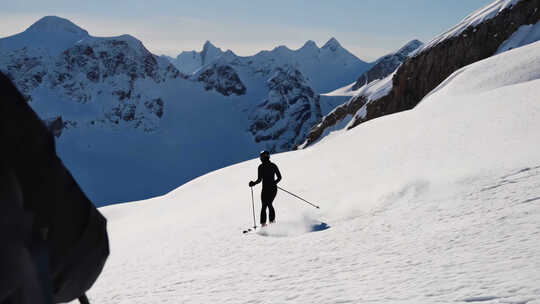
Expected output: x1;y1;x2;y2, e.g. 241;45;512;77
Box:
86;41;540;303
419;0;522;53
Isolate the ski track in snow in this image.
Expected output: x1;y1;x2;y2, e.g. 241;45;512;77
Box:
86;165;540;304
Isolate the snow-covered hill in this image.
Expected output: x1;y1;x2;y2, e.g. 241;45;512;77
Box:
88;39;540;304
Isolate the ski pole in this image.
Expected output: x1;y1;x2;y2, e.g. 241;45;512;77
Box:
277;186;320;209
250;186;257;230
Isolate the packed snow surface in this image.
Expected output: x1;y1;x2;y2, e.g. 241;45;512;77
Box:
85;40;540;303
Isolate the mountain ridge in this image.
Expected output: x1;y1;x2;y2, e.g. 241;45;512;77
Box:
0;16;337;204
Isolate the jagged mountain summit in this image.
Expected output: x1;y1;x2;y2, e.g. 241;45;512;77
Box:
0;16;334;204
166;37;371;93
165;40;226;74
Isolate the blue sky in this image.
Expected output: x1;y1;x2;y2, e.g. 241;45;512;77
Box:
2;0;493;61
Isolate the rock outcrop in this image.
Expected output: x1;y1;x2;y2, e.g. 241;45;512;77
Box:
197;64;247;96
249;66;322;152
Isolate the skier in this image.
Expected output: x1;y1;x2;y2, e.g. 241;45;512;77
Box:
249;151;282;227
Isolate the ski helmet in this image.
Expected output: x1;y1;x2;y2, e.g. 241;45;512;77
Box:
259;150;270;161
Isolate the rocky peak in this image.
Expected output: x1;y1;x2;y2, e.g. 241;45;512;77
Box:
169;41;225;74
202;40;218;51
196;63;246;96
27;16;89;37
201;40;224;65
322;37;342;51
396;39;424;57
301;40;319;51
0;16;90;57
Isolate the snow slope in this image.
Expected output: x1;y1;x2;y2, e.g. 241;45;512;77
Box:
87;41;540;303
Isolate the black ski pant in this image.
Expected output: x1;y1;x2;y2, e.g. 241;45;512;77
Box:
260;186;277;224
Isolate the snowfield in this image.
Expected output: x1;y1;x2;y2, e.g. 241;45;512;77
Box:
86;40;540;303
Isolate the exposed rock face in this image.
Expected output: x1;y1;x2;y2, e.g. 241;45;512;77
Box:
249;66;321;152
352;40;423;90
197;64;247;96
349;0;540;129
304;0;540;147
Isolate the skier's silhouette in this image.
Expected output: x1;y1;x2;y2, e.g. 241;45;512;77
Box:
249;151;282;226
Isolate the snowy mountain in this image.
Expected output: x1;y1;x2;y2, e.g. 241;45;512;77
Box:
0;16;339;205
166;37;371;93
88;38;540;304
0;16;182;132
165;40;225;74
303;0;540;147
0;15;90;57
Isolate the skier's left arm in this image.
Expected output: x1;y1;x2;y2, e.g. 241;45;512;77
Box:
274;164;282;184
